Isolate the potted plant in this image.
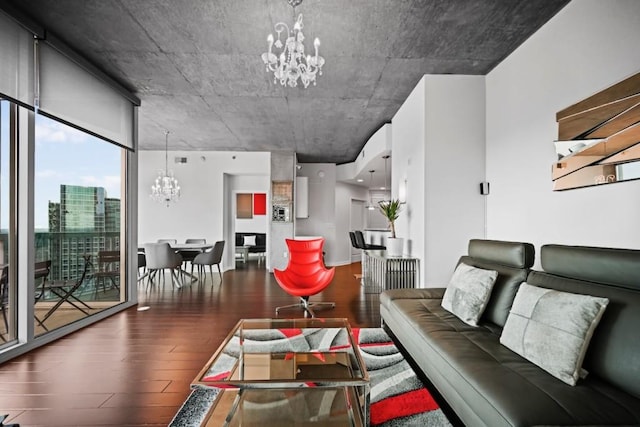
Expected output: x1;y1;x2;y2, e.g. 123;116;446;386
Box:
378;198;404;257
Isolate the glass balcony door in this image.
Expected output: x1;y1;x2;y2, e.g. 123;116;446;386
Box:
33;114;125;336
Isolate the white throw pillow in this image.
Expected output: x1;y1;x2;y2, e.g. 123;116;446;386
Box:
441;263;498;326
500;283;609;386
243;235;256;246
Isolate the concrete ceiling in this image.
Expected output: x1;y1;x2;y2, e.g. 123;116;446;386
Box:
6;0;569;164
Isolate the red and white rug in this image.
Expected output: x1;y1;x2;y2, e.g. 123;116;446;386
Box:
171;327;451;426
351;328;450;426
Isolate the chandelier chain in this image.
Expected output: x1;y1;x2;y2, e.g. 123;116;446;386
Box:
367;170;376;210
261;0;324;88
164;131;169;171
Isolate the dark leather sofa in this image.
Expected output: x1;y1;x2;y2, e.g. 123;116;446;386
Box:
381;239;640;426
235;232;266;254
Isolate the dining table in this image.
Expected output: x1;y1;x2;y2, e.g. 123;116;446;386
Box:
138;242;213;285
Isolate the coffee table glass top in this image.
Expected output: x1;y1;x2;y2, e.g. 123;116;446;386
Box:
193;318;369;389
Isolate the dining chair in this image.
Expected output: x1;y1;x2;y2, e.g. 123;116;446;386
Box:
137;251;147;278
192;241;225;284
185;238;206;244
144;242;184;289
151;240;177;283
181;238;206;271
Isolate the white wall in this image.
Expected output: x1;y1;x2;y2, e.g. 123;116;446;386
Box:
486;0;640;262
138;150;270;270
295;164;336;244
335;182;369;265
425;75;487;284
393;77;426;267
394;75;487;286
295;163;358;266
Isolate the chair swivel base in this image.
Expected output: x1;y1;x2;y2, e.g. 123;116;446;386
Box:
275;296;335;318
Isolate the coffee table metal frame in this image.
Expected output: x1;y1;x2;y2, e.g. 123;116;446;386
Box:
192;318;370;426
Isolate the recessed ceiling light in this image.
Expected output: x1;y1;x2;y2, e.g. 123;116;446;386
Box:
356;178;364;182
380;186;386;190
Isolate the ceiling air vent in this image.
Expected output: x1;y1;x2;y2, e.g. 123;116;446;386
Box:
174;157;187;164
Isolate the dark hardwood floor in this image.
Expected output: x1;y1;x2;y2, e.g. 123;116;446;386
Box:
0;261;379;426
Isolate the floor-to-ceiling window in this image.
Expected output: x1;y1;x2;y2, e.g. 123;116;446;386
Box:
0;8;138;361
33;114;125;336
0;99;15;345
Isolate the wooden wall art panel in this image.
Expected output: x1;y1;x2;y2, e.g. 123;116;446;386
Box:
236;193;253;218
553;71;640;190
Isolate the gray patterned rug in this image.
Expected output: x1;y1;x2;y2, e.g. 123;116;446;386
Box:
169;328;451;426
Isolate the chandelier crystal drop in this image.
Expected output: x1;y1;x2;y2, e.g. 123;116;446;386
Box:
261;3;324;88
150;131;180;206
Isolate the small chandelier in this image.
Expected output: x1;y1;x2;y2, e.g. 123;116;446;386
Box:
150;131;180;206
261;0;324;88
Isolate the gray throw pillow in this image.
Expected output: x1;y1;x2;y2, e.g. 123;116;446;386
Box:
441;263;498;326
500;283;609;386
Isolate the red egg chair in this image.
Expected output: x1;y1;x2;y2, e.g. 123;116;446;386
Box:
274;238;335;318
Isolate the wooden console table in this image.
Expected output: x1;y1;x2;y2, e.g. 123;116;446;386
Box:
362;250;420;293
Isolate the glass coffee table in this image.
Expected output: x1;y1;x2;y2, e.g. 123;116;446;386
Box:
191;318;370;426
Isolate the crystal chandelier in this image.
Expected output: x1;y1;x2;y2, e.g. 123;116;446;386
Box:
261;0;324;88
150;131;180;206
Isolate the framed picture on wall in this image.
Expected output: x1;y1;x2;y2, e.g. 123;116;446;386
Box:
236;193;253;218
253;193;266;215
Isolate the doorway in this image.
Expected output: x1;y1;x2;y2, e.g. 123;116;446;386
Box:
223;174;270;270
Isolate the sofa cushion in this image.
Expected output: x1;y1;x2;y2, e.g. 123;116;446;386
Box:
442;263;498;326
500;283;609;386
529;246;640;399
243;235;256;246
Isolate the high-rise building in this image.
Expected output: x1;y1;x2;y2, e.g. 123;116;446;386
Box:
60;185;105;232
46;185;120;281
105;198;120;233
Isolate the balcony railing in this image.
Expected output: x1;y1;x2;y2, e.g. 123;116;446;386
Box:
37;231;121;302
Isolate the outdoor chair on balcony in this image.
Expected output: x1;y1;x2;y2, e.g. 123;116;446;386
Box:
33;260;52;331
37;256;92;328
1;265;8;342
92;250;120;298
